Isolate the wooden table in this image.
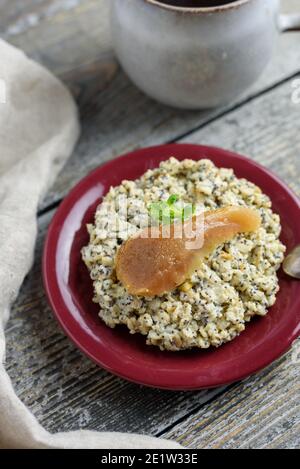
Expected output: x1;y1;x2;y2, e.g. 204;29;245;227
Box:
2;0;300;449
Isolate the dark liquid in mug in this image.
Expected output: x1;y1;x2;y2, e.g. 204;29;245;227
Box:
156;0;239;7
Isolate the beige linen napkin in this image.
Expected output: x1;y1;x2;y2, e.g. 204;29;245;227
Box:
0;40;180;449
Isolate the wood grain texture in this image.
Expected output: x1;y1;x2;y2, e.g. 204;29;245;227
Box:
162;344;300;448
0;1;87;38
180;78;300;197
1;1;299;211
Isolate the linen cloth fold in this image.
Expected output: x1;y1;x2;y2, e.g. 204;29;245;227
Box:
0;40;180;449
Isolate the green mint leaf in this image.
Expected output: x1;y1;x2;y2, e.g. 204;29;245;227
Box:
149;195;195;225
167;194;179;206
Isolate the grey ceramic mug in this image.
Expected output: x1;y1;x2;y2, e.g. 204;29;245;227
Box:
111;0;300;109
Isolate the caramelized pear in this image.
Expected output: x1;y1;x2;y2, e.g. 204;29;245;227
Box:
115;206;261;297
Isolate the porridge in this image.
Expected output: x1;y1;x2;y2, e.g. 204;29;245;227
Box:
81;157;285;351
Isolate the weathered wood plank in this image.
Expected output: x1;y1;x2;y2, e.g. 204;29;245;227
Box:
0;1;87;37
1;0;300;211
180;78;300;197
1;0;111;75
5;78;300;445
0;1;54;31
162;343;300;448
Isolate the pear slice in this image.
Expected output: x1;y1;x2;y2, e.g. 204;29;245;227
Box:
115;206;261;297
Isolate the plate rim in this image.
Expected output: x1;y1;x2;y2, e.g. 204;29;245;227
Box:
42;143;300;390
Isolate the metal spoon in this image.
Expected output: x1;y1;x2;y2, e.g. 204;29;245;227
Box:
283;245;300;279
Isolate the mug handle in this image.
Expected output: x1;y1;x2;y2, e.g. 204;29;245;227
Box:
279;13;300;32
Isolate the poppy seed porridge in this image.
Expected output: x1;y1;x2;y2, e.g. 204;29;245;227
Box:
81;158;285;351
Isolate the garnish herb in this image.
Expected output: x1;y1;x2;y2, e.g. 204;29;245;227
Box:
149;194;195;225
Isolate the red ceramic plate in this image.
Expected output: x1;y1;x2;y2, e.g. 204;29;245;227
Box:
43;144;300;390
